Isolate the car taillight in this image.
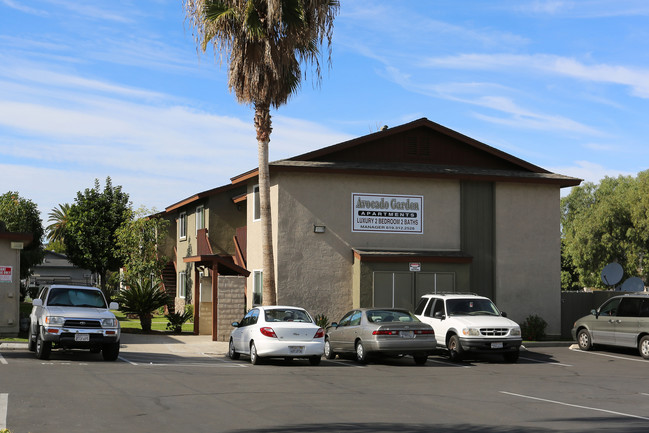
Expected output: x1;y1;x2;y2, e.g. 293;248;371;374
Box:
313;328;325;339
372;330;398;335
415;330;435;335
260;327;277;338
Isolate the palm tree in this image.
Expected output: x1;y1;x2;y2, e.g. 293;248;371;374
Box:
183;0;339;305
46;203;70;243
114;277;170;333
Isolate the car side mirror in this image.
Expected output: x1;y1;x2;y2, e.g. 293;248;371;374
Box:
32;299;42;307
330;322;338;328
590;309;598;318
433;311;445;320
109;302;118;310
231;321;239;327
501;311;508;318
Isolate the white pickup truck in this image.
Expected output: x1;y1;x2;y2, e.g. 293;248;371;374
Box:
415;293;522;363
29;284;121;361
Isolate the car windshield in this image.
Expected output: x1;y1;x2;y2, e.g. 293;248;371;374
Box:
446;299;500;316
366;310;419;323
264;308;313;323
47;288;107;308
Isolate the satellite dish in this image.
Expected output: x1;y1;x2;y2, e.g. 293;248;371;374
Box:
601;263;623;286
621;277;645;292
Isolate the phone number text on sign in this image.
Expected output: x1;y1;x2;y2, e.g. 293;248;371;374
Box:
352;193;423;234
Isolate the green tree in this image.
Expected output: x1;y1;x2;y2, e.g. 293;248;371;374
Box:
46;203;70;249
561;175;645;288
114;277;169;333
115;207;170;287
628;169;649;282
64;178;131;296
0;191;44;280
183;0;339;305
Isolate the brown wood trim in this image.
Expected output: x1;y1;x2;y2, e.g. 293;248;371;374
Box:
232;193;247;204
230;169;259;185
165;183;239;212
353;250;473;264
269;164;581;187
0;232;33;245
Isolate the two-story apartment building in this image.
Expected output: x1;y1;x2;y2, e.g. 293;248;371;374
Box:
162;118;581;341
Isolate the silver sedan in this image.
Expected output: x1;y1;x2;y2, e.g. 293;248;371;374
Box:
324;308;436;365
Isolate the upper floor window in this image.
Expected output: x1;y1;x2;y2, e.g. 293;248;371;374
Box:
179;212;187;240
253;270;262;305
196;205;205;234
253;185;260;221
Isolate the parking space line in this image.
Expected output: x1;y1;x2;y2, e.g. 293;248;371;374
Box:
569;347;649;363
500;391;649;421
119;356;138;365
0;393;7;430
0;353;7;365
519;356;572;367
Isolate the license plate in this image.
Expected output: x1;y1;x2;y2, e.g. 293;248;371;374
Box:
75;333;90;342
400;331;414;338
491;342;503;349
288;346;304;354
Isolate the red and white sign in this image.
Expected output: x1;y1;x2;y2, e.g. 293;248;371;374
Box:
0;266;12;283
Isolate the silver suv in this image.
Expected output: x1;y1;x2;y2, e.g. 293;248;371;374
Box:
572;293;649;359
415;293;522;362
29;285;121;361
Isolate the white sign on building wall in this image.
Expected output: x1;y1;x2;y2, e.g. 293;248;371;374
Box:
352;193;423;234
0;266;12;283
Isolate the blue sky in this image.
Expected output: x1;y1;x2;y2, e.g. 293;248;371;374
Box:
1;1;648;224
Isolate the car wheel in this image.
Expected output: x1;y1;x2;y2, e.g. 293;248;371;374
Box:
324;339;336;360
355;340;368;364
503;350;519;363
447;335;463;362
228;339;240;360
413;354;428;365
102;342;120;361
577;328;593;351
250;342;261;365
638;336;649;360
309;356;321;366
35;327;51;360
28;327;36;352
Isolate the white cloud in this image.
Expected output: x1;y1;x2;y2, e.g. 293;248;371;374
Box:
424;53;649;98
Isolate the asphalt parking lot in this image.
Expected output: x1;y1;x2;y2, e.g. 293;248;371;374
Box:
2;336;649;433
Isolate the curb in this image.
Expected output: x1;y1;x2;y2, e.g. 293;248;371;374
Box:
0;342;28;350
522;341;573;348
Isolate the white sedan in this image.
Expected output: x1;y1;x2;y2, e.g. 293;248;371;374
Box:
228;306;325;365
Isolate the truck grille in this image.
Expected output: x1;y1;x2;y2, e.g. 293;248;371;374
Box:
480;328;509;336
64;319;101;328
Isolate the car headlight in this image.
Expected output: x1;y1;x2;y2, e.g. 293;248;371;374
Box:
462;327;481;336
45;316;65;326
101;318;118;328
510;327;521;336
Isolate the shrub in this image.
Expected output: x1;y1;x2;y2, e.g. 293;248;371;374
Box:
521;314;547;341
166;309;193;334
314;314;329;329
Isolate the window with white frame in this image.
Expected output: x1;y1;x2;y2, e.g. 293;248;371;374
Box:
253;185;260;221
178;271;186;298
196;205;204;234
252;270;262;305
179;212;187;240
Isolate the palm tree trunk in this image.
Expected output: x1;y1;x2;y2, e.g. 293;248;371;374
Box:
254;103;277;305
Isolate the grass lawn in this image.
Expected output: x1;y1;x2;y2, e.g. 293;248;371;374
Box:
115;310;194;334
0;304;193;342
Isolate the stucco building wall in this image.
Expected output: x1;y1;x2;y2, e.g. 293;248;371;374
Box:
494;183;561;335
0;240;21;337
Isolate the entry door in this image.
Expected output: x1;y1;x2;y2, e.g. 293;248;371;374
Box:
373;272;456;310
373;272;413;310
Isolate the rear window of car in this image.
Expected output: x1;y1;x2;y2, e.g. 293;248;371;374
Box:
366;310;419;323
264;308;313;323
